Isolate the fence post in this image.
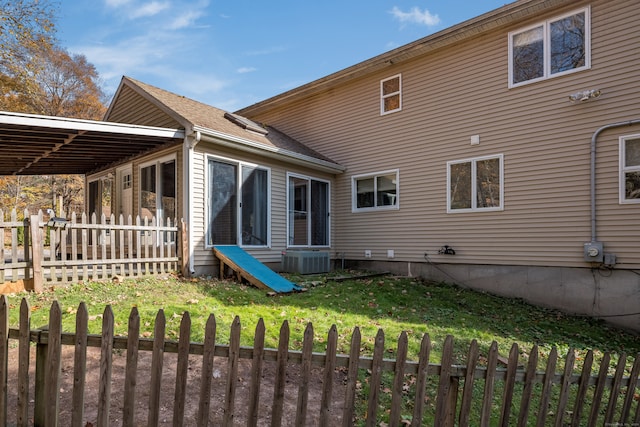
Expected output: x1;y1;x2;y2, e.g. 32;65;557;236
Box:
23;218;31;290
33;326;48;427
29;215;43;293
180;219;190;278
445;377;459;426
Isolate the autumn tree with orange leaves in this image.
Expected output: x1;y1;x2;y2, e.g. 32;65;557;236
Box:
0;0;108;217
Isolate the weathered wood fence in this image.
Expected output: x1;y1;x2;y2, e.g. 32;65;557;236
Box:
0;298;638;426
0;209;186;291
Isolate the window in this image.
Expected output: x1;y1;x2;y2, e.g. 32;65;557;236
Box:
122;173;132;190
207;157;270;247
620;135;640;204
381;74;401;115
140;157;176;220
447;155;503;213
87;176;112;218
287;174;329;247
352;170;399;212
509;7;590;87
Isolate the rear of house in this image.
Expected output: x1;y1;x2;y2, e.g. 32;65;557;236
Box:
90;77;343;282
237;0;640;330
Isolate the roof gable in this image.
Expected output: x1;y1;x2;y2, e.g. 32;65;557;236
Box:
106;77;341;170
105;83;182;129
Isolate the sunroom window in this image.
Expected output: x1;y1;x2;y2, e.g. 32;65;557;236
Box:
448;155;503;213
140;157;176;220
620;135;640;204
353;170;399;212
509;7;590;87
207;157;269;247
380;74;401;115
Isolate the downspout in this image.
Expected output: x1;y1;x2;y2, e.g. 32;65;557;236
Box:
185;130;201;275
590;120;640;242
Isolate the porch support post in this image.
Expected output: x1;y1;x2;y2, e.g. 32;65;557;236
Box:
29;215;43;293
180;219;190;278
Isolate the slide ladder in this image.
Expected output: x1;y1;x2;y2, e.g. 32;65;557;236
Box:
213;245;301;293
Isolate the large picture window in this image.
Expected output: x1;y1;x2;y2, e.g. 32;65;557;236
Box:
447;155;503;213
207;157;269;247
287;174;329;247
509;7;590;87
352;170;399;212
620;135;640;204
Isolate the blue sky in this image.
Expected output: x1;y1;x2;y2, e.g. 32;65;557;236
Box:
57;0;510;112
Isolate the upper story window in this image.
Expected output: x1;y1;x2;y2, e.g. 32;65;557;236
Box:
620;135;640;204
381;74;402;115
509;7;590;87
447;155;503;213
353;170;399;212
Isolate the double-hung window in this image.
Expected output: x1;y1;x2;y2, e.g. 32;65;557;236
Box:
447;155;503;213
381;74;402;115
352;170;399;212
620;135;640;204
509;7;590;87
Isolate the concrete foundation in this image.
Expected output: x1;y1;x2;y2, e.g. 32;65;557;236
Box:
346;260;640;333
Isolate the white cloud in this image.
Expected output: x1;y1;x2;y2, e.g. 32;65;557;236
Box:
69;30;229;104
390;6;440;27
168;10;204;29
237;67;257;74
130;1;170;19
245;46;286;56
105;0;131;7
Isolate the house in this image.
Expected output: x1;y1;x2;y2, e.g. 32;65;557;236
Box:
91;76;345;278
0;0;637;330
233;0;640;331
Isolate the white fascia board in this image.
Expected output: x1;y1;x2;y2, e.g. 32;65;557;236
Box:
0;110;184;139
193;125;345;174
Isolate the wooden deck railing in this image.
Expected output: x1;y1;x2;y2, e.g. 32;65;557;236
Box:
0;297;637;426
0;209;186;291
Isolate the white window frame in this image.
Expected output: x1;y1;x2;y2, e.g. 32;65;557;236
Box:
380;74;402;115
138;154;177;221
286;172;331;248
86;173;113;219
204;154;271;249
508;6;591;88
619;134;640;204
352;169;400;213
447;154;504;213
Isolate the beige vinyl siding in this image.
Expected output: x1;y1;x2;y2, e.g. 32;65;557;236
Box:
191;141;335;275
245;0;640;269
106;85;182;129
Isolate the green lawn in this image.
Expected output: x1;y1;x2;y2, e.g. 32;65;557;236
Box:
5;272;639;425
5;271;639;367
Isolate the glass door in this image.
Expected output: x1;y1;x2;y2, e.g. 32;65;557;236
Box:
288;174;329;247
208;160;237;245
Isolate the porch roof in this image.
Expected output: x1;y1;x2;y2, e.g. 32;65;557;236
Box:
0;111;184;176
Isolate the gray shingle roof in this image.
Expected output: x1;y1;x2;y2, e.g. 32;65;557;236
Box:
120;77;340;167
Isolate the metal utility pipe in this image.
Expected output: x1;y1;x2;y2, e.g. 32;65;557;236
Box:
590;119;640;242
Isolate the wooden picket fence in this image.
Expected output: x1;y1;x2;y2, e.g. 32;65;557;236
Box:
0;298;638;426
0;209;186;291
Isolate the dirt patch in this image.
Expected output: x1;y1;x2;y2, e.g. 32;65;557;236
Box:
5;345;350;426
